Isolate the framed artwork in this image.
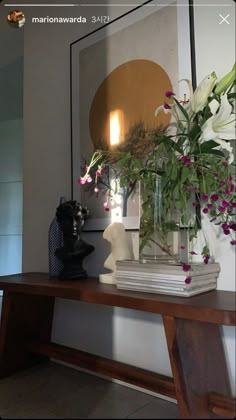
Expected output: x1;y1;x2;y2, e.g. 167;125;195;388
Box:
70;0;195;231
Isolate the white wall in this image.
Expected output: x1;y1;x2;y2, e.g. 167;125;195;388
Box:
22;0;236;397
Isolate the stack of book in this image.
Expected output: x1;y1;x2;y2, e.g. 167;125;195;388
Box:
115;260;221;297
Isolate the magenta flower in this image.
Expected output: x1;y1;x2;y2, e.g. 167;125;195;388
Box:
231;202;236;208
225;189;231;195
229;223;236;232
223;162;229;167
181;156;192;166
211;194;219;202
207;203;213;209
230;240;236;245
185;276;192;284
182;263;191;272
201;194;209;201
222;199;229;208
219;181;226;186
223;229;230;235
95;170;101;176
192;202;198;207
218;206;225;213
165;90;175;97
222;223;229;230
204;255;210;264
202;208;209;214
164;103;171;109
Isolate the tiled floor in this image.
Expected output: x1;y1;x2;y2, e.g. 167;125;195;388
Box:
0;361;178;419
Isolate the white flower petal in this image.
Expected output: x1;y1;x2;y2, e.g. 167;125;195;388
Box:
209;99;220;116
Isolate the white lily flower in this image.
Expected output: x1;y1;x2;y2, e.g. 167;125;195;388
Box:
200;93;236;162
180;72;217;114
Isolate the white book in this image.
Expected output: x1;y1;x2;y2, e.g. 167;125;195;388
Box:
116;282;217;297
116;275;218;288
115;272;219;282
116;260;221;277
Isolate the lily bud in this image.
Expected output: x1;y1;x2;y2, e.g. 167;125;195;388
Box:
191;71;217;113
214;63;236;95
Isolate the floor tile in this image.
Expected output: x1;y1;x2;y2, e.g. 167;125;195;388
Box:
126;397;178;419
0;362;178;420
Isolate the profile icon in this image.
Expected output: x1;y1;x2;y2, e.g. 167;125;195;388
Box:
7;10;25;28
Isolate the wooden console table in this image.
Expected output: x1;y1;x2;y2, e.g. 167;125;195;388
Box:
0;273;235;419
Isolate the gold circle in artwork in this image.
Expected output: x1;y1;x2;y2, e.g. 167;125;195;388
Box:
89;59;173;150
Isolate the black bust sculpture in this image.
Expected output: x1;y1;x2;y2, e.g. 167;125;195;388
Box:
55;200;95;280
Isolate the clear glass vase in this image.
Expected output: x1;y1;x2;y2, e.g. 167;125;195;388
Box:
139;174;182;264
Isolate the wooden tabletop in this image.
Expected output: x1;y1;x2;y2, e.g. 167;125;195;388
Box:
0;272;235;326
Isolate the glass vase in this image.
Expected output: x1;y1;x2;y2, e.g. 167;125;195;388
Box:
139;174;182;264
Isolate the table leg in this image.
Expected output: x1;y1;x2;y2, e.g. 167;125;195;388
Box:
163;315;232;419
0;291;55;378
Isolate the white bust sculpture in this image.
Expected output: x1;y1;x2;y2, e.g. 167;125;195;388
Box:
99;222;132;284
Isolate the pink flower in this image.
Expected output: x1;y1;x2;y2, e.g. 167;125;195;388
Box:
207;204;213;209
103;202;109;208
182;263;191;272
231;202;236;208
211;194;219;202
95;170;101;176
201;194;209;201
86;176;93;183
185;276;192;284
165;90;175;97
219;181;226;186
223;229;230;235
218;206;225;213
94;187;99;193
78;177;86;185
202;208;209;214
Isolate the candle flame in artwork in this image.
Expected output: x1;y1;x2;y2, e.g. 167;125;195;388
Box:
110;110;123;146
